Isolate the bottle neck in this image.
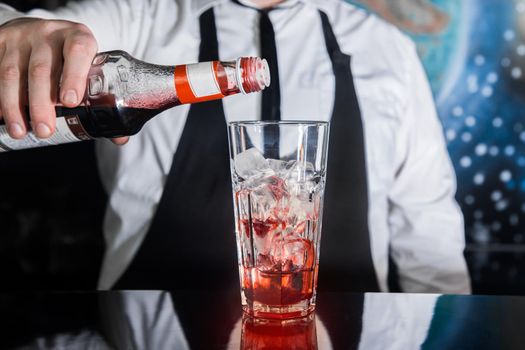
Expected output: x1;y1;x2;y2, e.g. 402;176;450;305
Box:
172;57;270;105
87;55;270;110
174;61;228;104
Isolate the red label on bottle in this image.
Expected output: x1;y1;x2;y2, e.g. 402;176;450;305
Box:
174;61;224;104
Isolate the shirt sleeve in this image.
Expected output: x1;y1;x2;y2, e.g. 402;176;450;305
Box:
0;4;24;24
0;0;181;54
388;41;471;294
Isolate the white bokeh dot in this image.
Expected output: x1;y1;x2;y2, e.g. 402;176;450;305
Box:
500;170;512;182
496;200;509;211
510;214;519;226
475;143;488;156
474;173;485;185
452;106;463;117
481;86;493;97
487;72;499;83
512;67;522;79
491;190;503;201
473;210;483;220
492;221;502;232
461;132;472;142
489;146;499;156
518;45;525;56
472;222;490;244
520;131;525;142
465;115;476;127
517;1;525;12
474;54;486;65
504;29;516;41
504;145;516;156
467;74;479;93
465;195;475;205
446;129;457;141
460;156;472;168
502;57;511;67
493;117;503;127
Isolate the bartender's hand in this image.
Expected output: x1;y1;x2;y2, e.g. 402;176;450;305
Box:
0;18;128;144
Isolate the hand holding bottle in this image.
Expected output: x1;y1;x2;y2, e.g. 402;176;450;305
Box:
0;18;128;144
0;17;269;152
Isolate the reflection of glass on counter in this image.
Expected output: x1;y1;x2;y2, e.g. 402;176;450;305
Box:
227;312;334;349
241;314;317;350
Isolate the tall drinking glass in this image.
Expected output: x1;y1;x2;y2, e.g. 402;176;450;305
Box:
228;121;329;319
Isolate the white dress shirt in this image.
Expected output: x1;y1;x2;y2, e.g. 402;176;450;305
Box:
358;293;438;350
0;0;471;293
100;291;190;349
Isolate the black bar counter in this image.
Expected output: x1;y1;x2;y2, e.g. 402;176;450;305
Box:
1;290;524;349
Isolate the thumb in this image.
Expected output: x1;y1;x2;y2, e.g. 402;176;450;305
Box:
110;136;129;145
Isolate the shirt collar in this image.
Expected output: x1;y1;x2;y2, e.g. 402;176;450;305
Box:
194;0;303;13
235;0;301;8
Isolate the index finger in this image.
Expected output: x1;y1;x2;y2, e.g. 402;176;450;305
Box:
59;26;97;107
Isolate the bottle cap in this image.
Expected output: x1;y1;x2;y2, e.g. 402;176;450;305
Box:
237;57;271;94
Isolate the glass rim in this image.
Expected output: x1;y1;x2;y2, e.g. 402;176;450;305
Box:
229;120;329;127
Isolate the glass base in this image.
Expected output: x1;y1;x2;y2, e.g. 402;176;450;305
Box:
242;299;316;319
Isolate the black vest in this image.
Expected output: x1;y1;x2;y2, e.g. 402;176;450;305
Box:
114;7;379;293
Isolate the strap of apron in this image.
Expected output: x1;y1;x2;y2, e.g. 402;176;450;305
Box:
318;10;380;292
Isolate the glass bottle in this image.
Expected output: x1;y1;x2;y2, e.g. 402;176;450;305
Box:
0;50;270;151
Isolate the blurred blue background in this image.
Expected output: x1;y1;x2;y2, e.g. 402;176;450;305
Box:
351;0;525;293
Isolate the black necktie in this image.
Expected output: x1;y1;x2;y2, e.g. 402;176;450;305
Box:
259;9;281;121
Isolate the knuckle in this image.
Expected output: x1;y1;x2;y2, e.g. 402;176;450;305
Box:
0;30;9;42
0;64;20;81
38;20;59;34
29;62;51;79
72;22;90;34
67;37;94;56
71;28;97;49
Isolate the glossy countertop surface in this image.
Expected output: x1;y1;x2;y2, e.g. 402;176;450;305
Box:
2;290;525;349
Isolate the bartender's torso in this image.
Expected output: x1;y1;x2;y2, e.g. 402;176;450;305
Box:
95;0;425;290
